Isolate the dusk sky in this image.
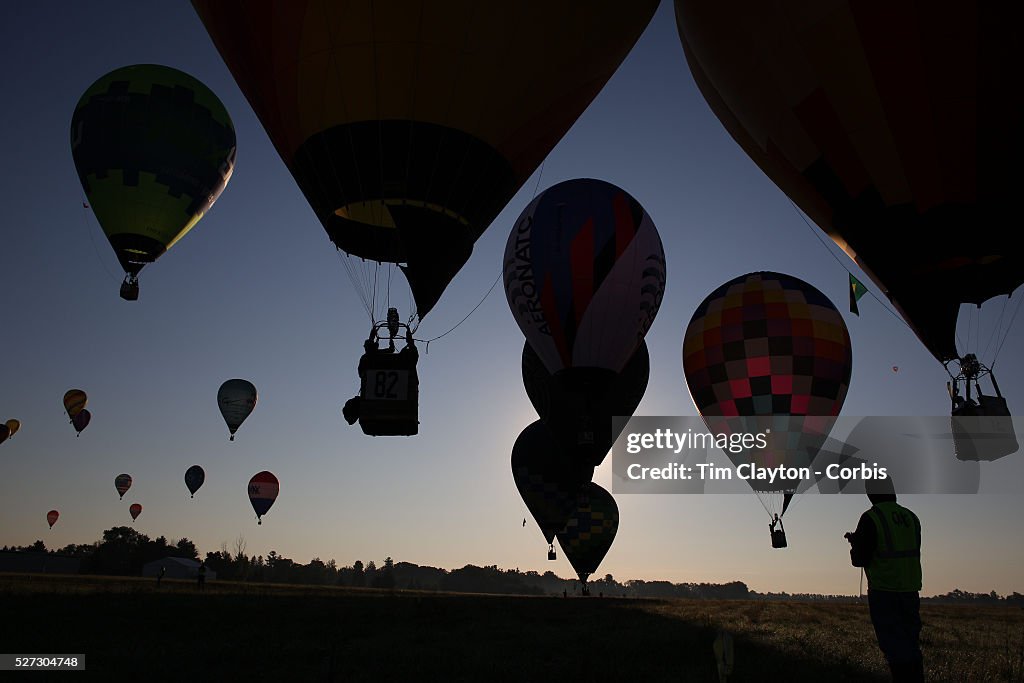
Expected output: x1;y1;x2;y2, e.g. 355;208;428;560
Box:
2;1;1021;596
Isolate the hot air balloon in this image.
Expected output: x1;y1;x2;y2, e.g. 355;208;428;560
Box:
114;473;133;500
185;465;205;498
129;503;142;522
71;64;236;301
674;1;1021;410
505;178;665;464
523;340;650;469
4;419;20;439
218;379;257;441
512;421;586;560
682;272;852;546
556;483;619;592
71;409;91;436
248;471;279;525
63;390;87;419
191;1;657;326
47;510;59;529
0;424;8;447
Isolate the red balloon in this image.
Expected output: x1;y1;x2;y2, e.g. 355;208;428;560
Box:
129;503;142;522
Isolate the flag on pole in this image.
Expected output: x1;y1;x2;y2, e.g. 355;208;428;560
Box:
849;273;868;316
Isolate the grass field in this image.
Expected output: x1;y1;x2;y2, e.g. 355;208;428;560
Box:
3;574;1022;681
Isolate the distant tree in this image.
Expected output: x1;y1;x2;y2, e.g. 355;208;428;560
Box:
352;560;365;587
174;538;199;561
373;557;396;589
29;540;47;553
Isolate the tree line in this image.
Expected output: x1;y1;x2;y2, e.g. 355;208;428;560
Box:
3;528;1022;604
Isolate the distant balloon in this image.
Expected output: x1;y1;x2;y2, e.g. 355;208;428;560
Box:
185;465;205;498
71;409;91;436
504;178;666;375
64;389;87;418
71;64;236;301
218;379;257;441
4;419;20;439
512;421;586;553
248;471;279;525
556;483;619;585
129;503;142;522
47;510;59;529
893;366;900;373
114;473;133;500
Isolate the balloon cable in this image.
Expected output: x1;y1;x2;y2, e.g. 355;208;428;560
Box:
418;271;501;351
80;202;121;284
415;161;546;350
787;200;911;331
991;292;1024;365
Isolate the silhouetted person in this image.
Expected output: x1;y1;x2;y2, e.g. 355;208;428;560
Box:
197;561;207;591
846;481;923;682
157;565;166;587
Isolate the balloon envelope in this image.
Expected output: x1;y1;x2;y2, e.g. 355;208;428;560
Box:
512;421;586;545
71;64;236;282
4;419;20;438
682;272;852;517
185;465;205;498
192;1;657;318
556;483;619;583
129;503;142;521
675;1;1022;362
114;473;133;499
248;471;279;522
47;510;59;529
0;424;8;446
522;340;650;467
218;379;257;440
71;409;91;434
504;178;666;374
63;389;87;418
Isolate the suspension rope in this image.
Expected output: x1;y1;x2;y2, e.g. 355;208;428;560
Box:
414;161;548;350
80;202;121;283
787;200;912;333
991;292;1024;365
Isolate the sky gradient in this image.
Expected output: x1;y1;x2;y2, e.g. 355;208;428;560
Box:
2;1;1021;595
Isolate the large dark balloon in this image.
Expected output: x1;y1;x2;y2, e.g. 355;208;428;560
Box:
0;424;8;446
512;421;587;548
47;510;59;529
193;1;657;320
683;272;852;520
522;340;650;468
71;64;235;298
185;465;206;498
129;503;143;522
675;1;1022;362
556;483;619;584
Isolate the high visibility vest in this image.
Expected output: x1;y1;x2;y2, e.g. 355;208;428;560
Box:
865;502;922;592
